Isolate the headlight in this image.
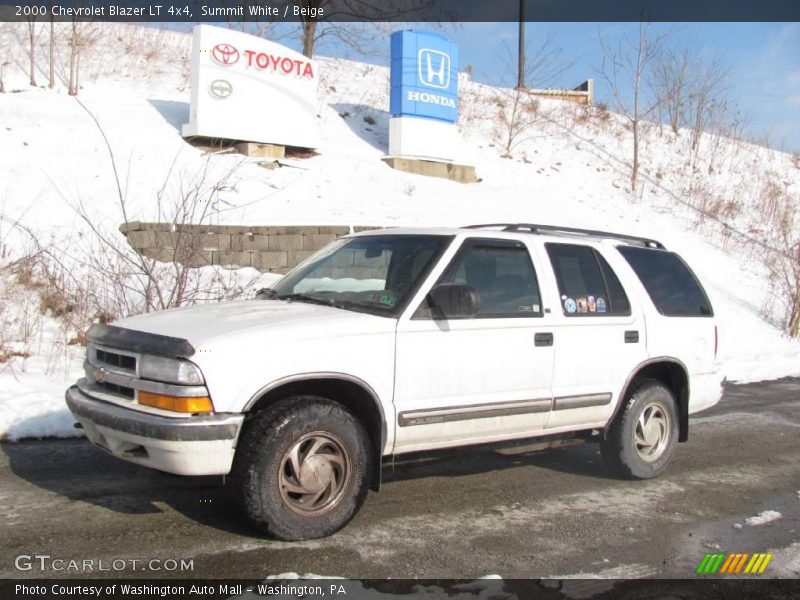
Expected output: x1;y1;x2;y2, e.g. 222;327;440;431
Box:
138;355;204;385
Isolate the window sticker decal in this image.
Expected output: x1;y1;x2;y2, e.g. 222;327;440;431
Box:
564;298;577;313
379;294;397;307
596;297;607;313
577;297;588;313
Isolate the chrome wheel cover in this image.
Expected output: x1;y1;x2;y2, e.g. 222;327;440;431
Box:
634;401;671;462
278;431;351;515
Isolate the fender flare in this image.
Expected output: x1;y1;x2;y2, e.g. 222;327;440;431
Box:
608;357;691;442
243;372;388;490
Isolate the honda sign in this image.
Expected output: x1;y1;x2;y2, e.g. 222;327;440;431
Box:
390;30;458;124
388;29;459;161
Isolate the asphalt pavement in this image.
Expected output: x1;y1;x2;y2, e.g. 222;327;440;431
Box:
1;379;799;581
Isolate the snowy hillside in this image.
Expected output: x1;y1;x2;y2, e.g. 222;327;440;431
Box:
0;23;798;440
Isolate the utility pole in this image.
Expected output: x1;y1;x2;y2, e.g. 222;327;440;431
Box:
517;0;525;89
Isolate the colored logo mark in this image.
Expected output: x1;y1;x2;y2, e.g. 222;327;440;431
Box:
696;552;773;575
418;49;450;89
212;43;239;66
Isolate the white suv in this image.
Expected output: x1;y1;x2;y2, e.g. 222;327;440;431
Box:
66;224;725;540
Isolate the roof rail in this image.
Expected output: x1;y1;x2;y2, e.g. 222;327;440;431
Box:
463;223;665;249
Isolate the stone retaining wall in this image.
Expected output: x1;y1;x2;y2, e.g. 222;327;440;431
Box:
120;222;382;274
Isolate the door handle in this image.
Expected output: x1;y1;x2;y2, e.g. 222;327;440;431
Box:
535;332;554;347
624;330;639;343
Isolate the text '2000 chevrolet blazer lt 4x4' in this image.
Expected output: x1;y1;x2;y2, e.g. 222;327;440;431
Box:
66;224;725;540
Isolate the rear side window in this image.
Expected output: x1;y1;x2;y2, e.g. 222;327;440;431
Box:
546;243;631;316
617;246;713;317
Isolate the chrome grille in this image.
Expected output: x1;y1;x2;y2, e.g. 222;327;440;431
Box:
81;343;210;410
94;348;136;372
86;343;139;403
95;381;135;399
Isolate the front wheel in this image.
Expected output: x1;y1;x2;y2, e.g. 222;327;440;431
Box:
231;396;372;540
601;380;678;479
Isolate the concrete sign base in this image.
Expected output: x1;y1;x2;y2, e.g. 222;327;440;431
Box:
381;156;477;184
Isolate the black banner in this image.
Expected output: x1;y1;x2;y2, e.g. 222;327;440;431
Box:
1;0;800;23
3;579;800;600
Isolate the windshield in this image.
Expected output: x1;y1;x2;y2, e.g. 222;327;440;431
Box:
268;234;452;316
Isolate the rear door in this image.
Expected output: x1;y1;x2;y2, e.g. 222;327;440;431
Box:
542;242;648;430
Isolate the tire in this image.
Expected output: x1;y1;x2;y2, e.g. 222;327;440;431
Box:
601;379;678;480
231;396;372;540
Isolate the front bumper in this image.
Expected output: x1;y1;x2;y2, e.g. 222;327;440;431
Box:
66;385;244;476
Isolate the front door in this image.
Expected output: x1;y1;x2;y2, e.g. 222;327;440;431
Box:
393;238;555;453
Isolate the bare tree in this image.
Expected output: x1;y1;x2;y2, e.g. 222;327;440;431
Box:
651;41;731;147
516;31;578;90
26;16;40;86
491;36;575;156
598;22;671;188
66;18;98;96
49;3;55;88
688;55;729;151
652;43;693;135
494;91;545;156
68;19;78;95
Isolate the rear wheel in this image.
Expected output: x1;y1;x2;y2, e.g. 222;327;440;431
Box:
232;396;372;540
601;379;678;479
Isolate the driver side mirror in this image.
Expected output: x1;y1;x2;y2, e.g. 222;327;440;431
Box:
428;283;479;319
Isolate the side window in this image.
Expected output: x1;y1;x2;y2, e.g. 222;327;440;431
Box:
617;246;713;317
417;240;543;318
546;243;631;316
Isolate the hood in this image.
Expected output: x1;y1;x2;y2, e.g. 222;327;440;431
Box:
114;299;394;350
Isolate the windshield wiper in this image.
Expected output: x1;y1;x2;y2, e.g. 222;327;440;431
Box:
255;288;280;299
278;293;362;312
277;293;337;307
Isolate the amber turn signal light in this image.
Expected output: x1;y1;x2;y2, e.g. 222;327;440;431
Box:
138;391;214;413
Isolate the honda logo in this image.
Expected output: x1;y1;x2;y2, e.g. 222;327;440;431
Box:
418;49;450;90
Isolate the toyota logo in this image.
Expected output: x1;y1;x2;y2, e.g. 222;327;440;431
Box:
211;43;239;66
209;79;233;99
93;368;105;383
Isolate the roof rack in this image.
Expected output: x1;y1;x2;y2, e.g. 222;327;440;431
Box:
463;223;665;249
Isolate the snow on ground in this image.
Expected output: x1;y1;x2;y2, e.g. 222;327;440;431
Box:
744;510;783;527
0;23;799;439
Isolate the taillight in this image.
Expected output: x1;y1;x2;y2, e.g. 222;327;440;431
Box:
714;325;718;358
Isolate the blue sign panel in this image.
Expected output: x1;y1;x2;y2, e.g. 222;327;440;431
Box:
390;30;459;123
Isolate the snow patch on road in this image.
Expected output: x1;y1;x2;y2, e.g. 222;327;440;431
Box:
545;564;657;599
744;510;782;526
